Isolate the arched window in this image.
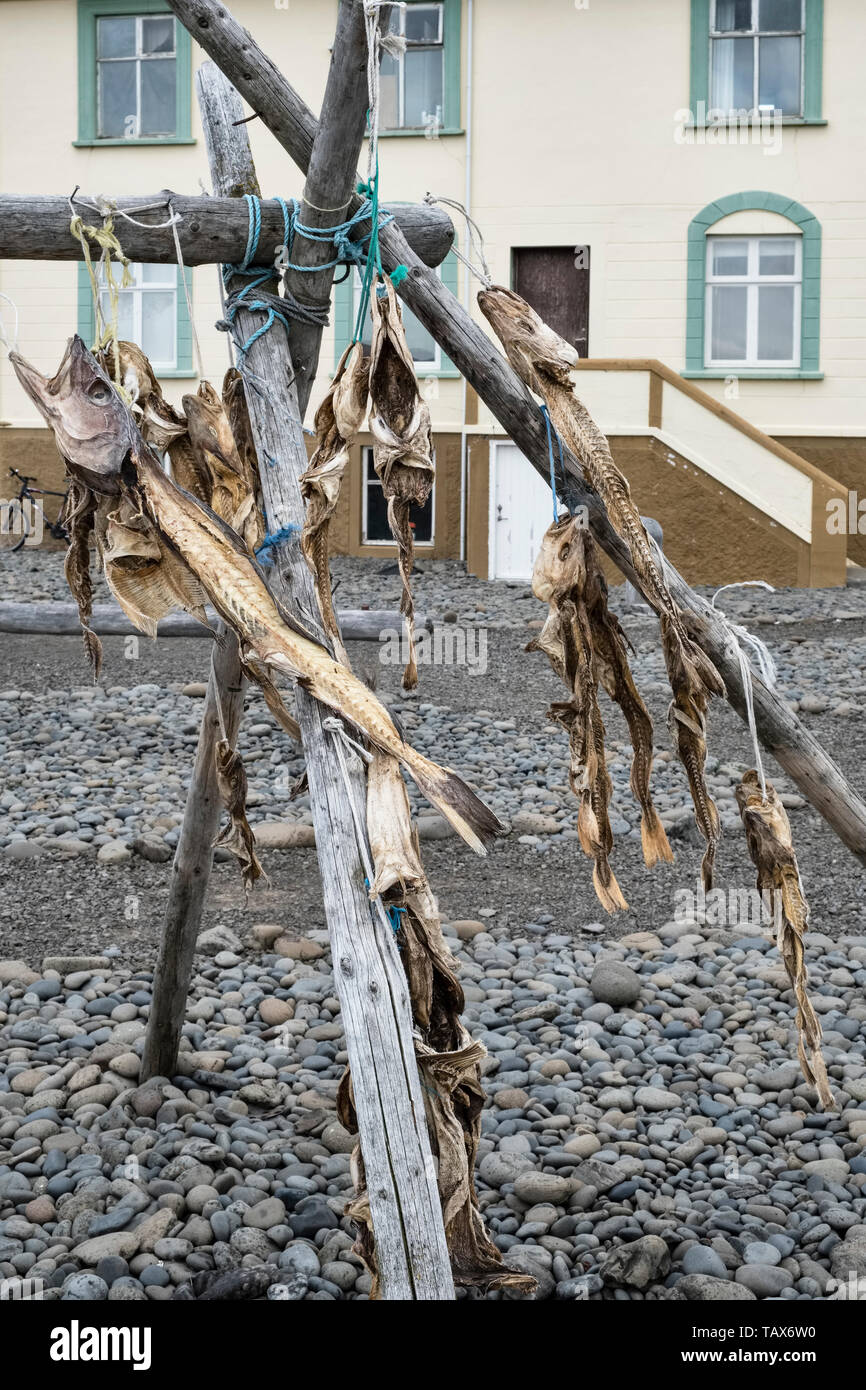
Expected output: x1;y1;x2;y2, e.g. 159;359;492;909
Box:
685;191;822;378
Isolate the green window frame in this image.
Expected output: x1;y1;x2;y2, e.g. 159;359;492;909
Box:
689;0;825;125
333;251;460;377
378;0;462;137
76;0;194;146
684;190;822;378
77;262;197;378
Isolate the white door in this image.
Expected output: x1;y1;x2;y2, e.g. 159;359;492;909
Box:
490;441;554;581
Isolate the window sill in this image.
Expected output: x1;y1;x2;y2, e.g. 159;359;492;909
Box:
377;127;465;139
682;118;827;128
155;369;199;379
682;368;824;380
73;137;196;147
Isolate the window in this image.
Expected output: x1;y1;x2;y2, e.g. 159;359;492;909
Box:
706;235;801;366
378;0;461;135
685;191;822;379
689;0;824;124
362;447;434;546
77;0;193;145
512;247;590;358
333;252;459;376
710;0;803;115
78;262;195;376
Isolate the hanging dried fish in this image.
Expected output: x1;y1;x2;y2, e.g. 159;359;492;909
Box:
94;492;211;639
10;337;503;857
528;516;627;913
62;476;102;679
365;748;426;898
368;276;434;690
300;343;369;654
735;771;835;1109
222;368;265;554
214;737;266;892
183;381;262;551
477;285;724;884
582;529;673;868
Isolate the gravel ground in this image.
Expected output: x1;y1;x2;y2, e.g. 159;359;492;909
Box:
1;552;866;1302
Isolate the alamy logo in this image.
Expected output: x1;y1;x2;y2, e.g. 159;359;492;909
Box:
49;1321;152;1371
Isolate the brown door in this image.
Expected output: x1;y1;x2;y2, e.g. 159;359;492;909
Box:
512;246;590;358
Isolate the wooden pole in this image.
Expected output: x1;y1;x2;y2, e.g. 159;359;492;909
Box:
163;0;866;871
0;600;429;641
0;193;454;270
194;49;455;1299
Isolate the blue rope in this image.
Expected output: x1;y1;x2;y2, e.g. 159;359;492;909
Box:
540;404;564;523
387;904;407;935
255;524;301;565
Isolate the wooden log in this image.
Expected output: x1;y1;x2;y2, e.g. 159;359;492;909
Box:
195;58;455;1300
141;627;245;1080
0;193;454;270
163;0;866;868
0;600;429;642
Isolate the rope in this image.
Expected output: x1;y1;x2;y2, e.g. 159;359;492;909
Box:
540;404;564;523
167;200;205;381
68;190;133;398
255;523;301;565
711;581;778;803
0;292;20;355
322;715;403;942
423;192;493;289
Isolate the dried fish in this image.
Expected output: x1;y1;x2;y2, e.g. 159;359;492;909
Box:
11;337;503;857
94;491;210;640
183;381;261;551
300;343;369;653
736;771;835;1109
222;368;265;554
477;285;724;883
365;748;426;899
368;276;434;689
214;737;266;892
528;516;627;913
62;477;102;679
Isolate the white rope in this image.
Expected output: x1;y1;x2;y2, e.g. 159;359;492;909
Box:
424;192;493;289
0;292;20;355
168;200;205;381
711;580;778;802
363;1;406;183
322;715;398;940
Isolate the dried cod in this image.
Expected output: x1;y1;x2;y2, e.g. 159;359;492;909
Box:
62;477;102;679
735;770;835;1109
368;276;434;690
10;337;503;857
477;285;724;886
214;737;266;892
300;342;369;655
183;380;262;551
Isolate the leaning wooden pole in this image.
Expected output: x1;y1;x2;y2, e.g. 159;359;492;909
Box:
163;0;866;871
194;50;455;1298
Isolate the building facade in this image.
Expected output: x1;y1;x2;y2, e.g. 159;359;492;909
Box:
0;0;863;583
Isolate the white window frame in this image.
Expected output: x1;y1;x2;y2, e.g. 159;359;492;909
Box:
97;13;177;139
704;234;802;369
380;2;445;131
361;446;436;548
352;267;443;373
98;262;178;372
709;0;805;117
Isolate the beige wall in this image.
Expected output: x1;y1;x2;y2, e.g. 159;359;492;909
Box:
1;1;864;450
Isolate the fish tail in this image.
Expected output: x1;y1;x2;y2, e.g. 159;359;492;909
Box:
592;861;629;915
402;749;505;855
640;809;674;867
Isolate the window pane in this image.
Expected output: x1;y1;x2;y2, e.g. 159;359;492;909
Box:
140;58;177;135
98;61;137;137
758;35;801;113
403;302;437;365
759;0;801;30
710;285;748;360
758;284;795;359
379;51;400;128
141;291;176;365
714;0;753;32
141;16;175;54
711;239;750;276
365;477;432;542
141;263;175;285
758;238;797;276
97;16;135;58
100;291;135;341
711;37;754;110
403;48;444;127
405;5;442;43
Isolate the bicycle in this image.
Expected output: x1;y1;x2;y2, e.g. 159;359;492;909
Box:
1;467;69;552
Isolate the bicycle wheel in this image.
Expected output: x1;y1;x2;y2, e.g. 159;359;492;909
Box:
0;497;30;552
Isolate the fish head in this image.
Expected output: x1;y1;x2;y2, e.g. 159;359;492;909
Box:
477;286;579;392
183;382;238;470
110;340;186;451
531;515;589;602
10;336;135;494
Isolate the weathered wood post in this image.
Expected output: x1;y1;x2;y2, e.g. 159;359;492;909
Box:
192;39;455;1297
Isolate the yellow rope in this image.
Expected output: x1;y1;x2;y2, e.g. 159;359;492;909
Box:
69;209;133;401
